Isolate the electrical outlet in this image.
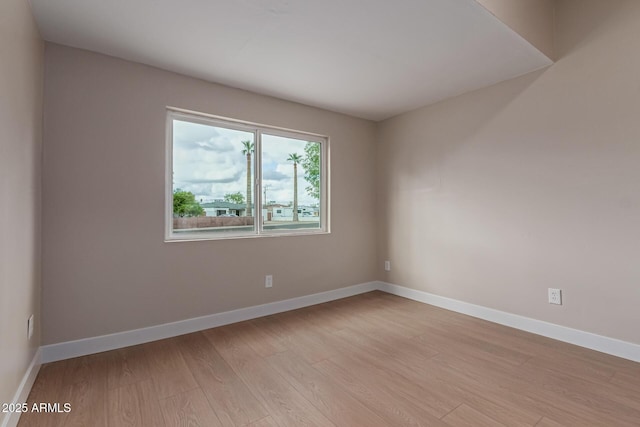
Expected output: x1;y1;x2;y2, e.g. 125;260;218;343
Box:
265;275;273;288
548;288;562;305
384;260;391;271
27;315;34;340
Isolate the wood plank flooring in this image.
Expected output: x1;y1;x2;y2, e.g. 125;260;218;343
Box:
18;291;640;426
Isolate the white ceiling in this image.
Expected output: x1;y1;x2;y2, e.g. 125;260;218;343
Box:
30;0;552;121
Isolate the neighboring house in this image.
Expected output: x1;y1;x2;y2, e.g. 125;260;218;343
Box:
265;204;319;221
201;201;246;217
264;203;288;219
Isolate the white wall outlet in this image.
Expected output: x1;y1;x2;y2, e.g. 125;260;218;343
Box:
265;275;273;288
384;260;391;271
548;288;562;305
27;314;34;340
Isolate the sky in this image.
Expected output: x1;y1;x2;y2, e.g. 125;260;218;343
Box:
172;119;319;206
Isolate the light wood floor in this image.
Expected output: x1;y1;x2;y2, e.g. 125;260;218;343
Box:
19;291;640;426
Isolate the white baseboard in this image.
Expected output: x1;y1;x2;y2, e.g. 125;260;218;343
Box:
378;281;640;363
1;348;42;427
41;281;378;363
39;279;640;365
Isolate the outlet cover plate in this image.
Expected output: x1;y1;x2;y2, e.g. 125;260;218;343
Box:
548;288;562;305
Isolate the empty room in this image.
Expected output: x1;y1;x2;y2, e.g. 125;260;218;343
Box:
2;0;639;426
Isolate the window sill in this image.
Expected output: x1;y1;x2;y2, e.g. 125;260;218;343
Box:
165;229;330;243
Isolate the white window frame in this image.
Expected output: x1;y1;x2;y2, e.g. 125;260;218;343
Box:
165;107;330;242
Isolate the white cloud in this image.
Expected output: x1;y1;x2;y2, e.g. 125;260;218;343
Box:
173;121;319;205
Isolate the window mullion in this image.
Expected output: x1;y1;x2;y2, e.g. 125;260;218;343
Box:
255;130;263;235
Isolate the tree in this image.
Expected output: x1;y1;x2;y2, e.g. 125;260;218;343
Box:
241;140;254;216
224;192;245;204
287;153;302;222
173;189;205;217
301;142;320;200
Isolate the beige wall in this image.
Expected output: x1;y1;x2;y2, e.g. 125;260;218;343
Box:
476;0;555;60
377;0;640;344
0;0;43;409
41;44;377;344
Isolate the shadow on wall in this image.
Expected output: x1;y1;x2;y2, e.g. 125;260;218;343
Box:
555;0;619;59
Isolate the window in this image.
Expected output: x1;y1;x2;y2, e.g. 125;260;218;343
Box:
166;109;329;241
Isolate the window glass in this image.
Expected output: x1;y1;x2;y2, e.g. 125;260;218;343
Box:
261;134;321;232
172;119;255;236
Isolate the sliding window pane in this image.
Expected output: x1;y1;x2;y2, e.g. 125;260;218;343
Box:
172;119;255;236
261;134;321;231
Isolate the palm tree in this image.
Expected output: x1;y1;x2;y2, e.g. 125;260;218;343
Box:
287;153;302;222
241;140;254;216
